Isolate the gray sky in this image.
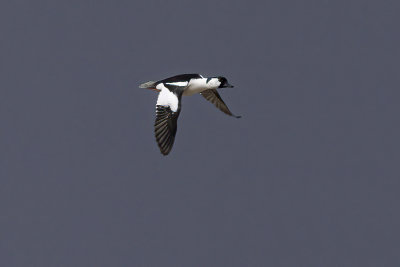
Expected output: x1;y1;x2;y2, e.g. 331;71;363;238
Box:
1;0;400;266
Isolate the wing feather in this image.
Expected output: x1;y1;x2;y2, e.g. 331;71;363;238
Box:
154;105;181;155
154;84;184;155
200;89;241;118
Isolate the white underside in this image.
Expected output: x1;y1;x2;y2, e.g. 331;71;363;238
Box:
182;78;220;96
155;78;221;111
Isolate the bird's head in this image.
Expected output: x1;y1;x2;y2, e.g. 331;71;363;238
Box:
218;76;234;88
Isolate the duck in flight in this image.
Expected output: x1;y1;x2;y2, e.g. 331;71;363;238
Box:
140;74;241;155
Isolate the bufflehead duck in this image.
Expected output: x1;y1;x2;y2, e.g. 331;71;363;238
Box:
140;74;240;155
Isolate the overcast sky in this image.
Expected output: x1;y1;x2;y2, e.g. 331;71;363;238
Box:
1;0;400;266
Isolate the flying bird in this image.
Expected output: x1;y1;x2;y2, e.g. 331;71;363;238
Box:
140;74;241;155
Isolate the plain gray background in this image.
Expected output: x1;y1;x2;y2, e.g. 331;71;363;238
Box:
1;0;399;266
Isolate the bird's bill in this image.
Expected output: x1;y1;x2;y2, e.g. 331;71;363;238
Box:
224;83;234;88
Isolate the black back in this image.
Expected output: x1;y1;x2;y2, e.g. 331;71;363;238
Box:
156;74;202;85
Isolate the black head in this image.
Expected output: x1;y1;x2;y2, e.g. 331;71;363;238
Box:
218;76;234;88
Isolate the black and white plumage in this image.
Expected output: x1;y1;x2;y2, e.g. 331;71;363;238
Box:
140;74;240;155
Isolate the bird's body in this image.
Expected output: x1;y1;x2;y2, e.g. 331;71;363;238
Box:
140;74;240;155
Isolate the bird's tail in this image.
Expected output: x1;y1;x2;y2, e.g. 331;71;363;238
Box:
139;81;157;89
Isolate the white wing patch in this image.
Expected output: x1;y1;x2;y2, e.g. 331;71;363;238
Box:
165;81;189;87
156;84;179;112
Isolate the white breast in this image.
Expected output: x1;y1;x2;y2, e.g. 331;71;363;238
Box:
183;78;221;96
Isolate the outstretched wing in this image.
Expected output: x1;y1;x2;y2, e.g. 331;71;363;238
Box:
155;105;180;155
154;84;184;155
200;89;241;118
